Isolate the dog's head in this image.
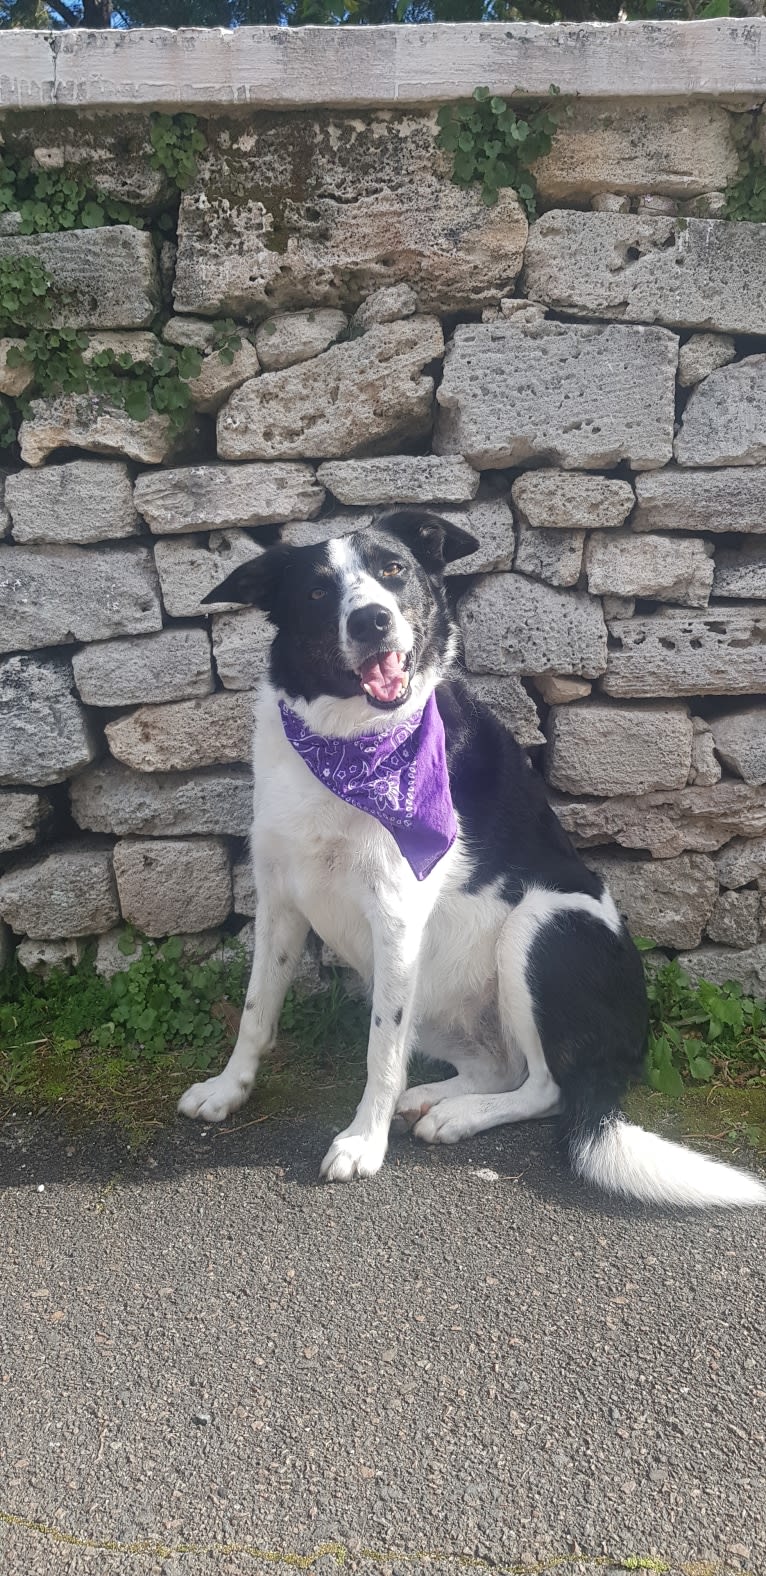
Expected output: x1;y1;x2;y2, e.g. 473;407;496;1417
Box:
202;509;478;724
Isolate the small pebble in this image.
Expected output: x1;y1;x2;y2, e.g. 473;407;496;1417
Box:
36;1184;45;1193
192;1411;211;1426
472;1167;499;1182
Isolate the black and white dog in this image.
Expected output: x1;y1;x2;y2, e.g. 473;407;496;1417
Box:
179;509;765;1208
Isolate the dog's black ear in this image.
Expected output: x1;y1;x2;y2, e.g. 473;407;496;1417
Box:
201;545;293;616
377;508;480;573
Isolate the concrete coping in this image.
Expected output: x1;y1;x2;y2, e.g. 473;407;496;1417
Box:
1;20;766;113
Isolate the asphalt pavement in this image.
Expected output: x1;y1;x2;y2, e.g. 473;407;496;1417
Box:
1;1110;765;1576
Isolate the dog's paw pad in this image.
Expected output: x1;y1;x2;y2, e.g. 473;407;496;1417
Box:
320;1130;386;1183
395;1086;436;1126
177;1075;249;1123
412;1106;467;1145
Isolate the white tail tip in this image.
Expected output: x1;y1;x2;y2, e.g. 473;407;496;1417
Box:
573;1118;766;1209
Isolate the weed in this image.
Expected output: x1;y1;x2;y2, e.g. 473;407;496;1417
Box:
149;113;207;192
211;317;244;365
436;84;570;219
643;953;766;1099
724;145;766;223
0;255;51;330
0;150;138;235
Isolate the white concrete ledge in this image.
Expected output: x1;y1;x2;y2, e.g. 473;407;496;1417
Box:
1;21;766;113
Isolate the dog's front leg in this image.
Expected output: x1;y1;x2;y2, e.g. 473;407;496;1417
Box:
320;913;420;1183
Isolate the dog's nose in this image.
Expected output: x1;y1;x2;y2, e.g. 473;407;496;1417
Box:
347;605;393;643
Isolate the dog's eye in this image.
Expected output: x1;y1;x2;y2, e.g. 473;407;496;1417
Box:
309;586;326;601
381;561;403;578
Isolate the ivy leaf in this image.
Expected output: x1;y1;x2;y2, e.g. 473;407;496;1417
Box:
472;85;490;101
80;201;106;229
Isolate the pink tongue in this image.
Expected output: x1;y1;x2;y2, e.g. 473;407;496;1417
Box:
359;650;406;703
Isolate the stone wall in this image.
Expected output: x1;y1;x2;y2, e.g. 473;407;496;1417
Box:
1;26;765;992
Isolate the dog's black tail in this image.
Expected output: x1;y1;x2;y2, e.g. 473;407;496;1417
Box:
561;1073;766;1208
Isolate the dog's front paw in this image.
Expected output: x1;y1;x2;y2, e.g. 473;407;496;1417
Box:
320;1128;387;1183
177;1073;251;1123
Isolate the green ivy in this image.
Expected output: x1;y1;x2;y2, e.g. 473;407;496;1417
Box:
436;84;570;219
149;113;207;192
6;328;203;433
724;146;766;224
0;255;51;330
211;317;243;365
0;150;138;234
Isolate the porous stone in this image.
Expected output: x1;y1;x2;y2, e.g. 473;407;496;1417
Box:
316;457;479;507
0;654;97;787
163;316;221;351
533;101;738;203
105;692;255;774
353;285;418;328
94;927;225;980
26;118;171;213
0;338;34;397
514;524;585;588
602;605;766;698
18;396;181;468
17;937;84;977
435;321;676;472
113;837;232;937
554;784;766;861
461;674;544;749
675;943;766;997
439;496;516;576
212;609;272;692
0;791;50;854
602;595;635;621
0;470;10;538
481;300;547;326
459;576;607;680
709;708;766;787
706;889;761;950
174;113;527;319
716;836;766;890
713;539;766;601
255;310;348;371
154;530;264;619
511;471;634;533
0;228;160;329
5;460;140;545
592;194;631;213
72;628;213;708
134;462;323;535
637;195;677;217
678;333;736;388
71;762;252;837
81;331;159;366
0;543;162;655
279;509;374;549
585;531;713;608
675;356;766;467
688;719;721;789
545;702;693;798
185;341;262;414
633;467;766;534
535;675;592;706
585;850;718;949
0;844;119;939
524;212;766;337
233;859;256;917
217;317;444;463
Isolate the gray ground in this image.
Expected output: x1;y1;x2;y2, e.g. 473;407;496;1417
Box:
1;1111;764;1576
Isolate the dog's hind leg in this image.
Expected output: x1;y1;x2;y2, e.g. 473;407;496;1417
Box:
397;1027;523;1127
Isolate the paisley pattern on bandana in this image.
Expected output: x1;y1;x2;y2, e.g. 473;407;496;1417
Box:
279;692;457;881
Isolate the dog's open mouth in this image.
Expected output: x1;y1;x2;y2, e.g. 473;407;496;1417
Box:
354;650;412;708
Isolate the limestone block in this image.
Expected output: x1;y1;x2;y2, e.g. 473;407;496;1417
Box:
545;702;693;798
173;113;527;319
163;317;219;351
71;762;252;838
602;605;766;698
602;596;635;621
255;310;348;371
459;575;607;680
481;300;547;326
72;628;213;708
706;890;761;950
709;708;766;787
212;609;273;692
316;457;479;507
279;510;374;549
80;331;159;367
435;321;676;472
524;213;766;337
554;783;766;860
511;470;634;532
154;530;264;619
675;943;766;997
637;196;678;217
688;719;721;789
0;543;162;655
439;496;515;577
216;317;444;463
592;194;631;214
533;101;738;203
106;692;254;774
185;342;262;414
134;462;323;535
585;850;717;949
675;356;766;467
113;837;232;937
17;937;84;976
24;115;171;212
713;539;766;601
233;858;256;917
633;467;766;535
0;471;9;539
353;285;418;328
94;926;225;979
0;790;50;855
0;843;119;939
678;333;736;388
5;460;140;545
0;338;34;397
716;836;766;890
18;396;181;468
514;524;584;588
0;653;97;787
585;531;713;608
0;228;160;329
535;675;592;706
461;674;544;749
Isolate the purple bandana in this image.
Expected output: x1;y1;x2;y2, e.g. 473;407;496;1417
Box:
279;692;457;881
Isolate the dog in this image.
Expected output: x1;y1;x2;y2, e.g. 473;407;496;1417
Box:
178;508;765;1208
